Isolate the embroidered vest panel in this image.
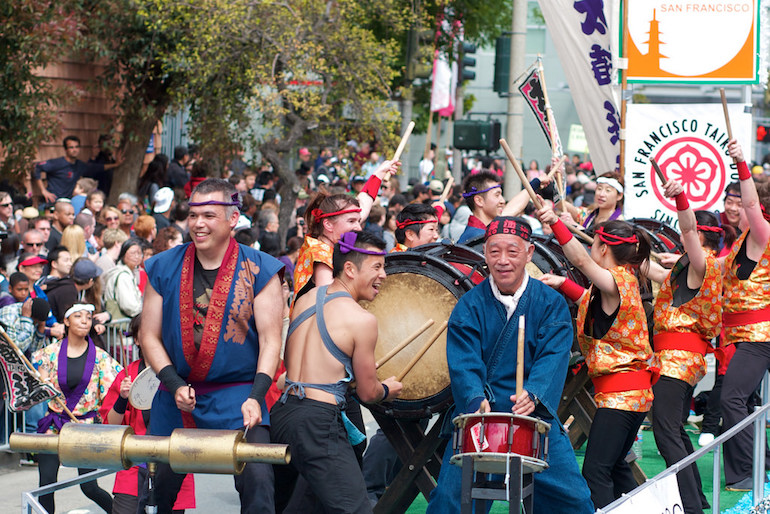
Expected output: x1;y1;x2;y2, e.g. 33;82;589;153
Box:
576;265;653;412
653;253;721;385
723;232;770;344
293;236;333;299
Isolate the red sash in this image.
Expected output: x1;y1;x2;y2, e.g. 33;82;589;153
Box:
178;238;239;427
653;332;711;356
592;369;659;395
723;306;770;327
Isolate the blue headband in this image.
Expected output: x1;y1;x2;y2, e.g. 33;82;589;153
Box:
462;183;501;198
338;232;387;255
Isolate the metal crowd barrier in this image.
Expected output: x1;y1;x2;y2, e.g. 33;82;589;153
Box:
600;374;770;512
102;317;135;368
21;468;114;514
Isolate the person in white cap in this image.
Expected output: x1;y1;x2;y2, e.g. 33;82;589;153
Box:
152;187;174;230
32;302;121;513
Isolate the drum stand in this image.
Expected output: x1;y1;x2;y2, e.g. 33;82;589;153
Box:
371;411;448;514
460;454;533;514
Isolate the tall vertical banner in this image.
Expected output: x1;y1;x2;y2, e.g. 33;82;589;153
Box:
537;0;620;173
624;0;760;83
624;103;752;228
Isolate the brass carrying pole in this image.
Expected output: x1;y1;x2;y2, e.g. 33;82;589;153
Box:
10;424;291;475
0;326;78;423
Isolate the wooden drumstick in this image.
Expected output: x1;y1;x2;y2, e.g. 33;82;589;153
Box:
546;155;568;181
439;176;454;204
500;139;543;210
516;316;525;399
0;326;78;423
649;157;666;185
396;320;448;382
376;319;435;369
392;121;415;162
720;88;737;164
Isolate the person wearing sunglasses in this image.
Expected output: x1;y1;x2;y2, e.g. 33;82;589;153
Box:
22;229;48;257
116;196;136;237
0;192;15;233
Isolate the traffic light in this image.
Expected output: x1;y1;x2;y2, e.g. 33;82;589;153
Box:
494;36;510;95
405;28;432;81
454;120;501;152
459;42;477;82
757;125;770;143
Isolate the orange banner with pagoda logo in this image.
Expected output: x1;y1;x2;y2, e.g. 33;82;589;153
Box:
624;0;759;83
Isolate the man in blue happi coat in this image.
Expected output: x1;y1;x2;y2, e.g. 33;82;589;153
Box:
140;178;284;513
427;216;593;513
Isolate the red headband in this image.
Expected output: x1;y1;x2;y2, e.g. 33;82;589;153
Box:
396;219;435;230
484;216;532;242
312;207;361;221
697;225;724;235
595;226;638;246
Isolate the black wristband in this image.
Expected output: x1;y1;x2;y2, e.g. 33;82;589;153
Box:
529;177;541;190
381;383;389;402
113;395;129;414
249;372;273;402
157;365;187;395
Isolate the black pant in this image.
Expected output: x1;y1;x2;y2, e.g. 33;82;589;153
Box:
721;342;770;484
136;425;274;514
701;373;724;436
362;429;402;506
38;453;113;513
271;395;371;514
652;376;707;514
582;408;646;509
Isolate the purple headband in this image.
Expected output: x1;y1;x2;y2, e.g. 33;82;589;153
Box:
189;192;242;208
338;232;387;256
462;183;501;198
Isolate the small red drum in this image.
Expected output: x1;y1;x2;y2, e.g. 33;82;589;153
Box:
450;413;550;474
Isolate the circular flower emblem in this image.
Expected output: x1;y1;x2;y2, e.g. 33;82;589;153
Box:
651;137;727;211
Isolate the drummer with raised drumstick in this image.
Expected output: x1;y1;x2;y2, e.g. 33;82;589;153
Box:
271;231;402;514
639;178;724;513
427;216;593;514
456;171;556;245
535;206;655;509
392;203;441;252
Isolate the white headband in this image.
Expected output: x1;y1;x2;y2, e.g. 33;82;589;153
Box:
64;303;94;319
596;177;623;194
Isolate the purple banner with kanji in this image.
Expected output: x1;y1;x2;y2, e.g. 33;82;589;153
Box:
537;0;620;173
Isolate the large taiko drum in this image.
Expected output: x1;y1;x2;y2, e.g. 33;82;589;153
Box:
628;218;683;254
360;242;487;419
450;413;550;474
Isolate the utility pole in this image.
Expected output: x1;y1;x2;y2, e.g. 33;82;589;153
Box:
504;0;527;196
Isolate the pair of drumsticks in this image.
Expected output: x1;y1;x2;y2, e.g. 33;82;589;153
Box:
380;316;527;401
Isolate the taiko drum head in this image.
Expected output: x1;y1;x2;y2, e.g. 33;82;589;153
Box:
360;242;486;418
